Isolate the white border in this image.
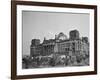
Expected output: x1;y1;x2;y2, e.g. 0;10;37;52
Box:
17;5;94;75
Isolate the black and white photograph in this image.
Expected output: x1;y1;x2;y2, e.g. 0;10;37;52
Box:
22;11;90;69
11;1;97;79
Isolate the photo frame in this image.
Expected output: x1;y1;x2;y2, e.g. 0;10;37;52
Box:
11;1;97;80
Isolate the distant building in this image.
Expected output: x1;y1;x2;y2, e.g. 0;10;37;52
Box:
30;30;89;57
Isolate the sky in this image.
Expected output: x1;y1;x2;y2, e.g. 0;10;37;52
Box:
22;11;89;56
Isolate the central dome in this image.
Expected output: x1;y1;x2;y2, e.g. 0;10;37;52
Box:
56;32;67;40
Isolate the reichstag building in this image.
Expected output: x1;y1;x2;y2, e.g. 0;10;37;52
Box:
29;30;89;67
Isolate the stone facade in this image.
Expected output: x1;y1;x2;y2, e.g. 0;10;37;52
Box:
30;30;89;58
